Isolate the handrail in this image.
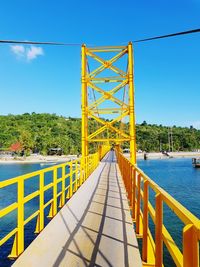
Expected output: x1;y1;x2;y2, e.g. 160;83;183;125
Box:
115;149;200;267
0;146;110;260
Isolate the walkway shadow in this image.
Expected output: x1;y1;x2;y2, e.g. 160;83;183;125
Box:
53;151;139;267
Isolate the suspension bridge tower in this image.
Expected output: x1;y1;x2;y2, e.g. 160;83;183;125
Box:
81;42;136;164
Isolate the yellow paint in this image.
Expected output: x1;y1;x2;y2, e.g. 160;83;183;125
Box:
155;193;163;267
35;172;44;233
81;43;136;160
81;44;88;160
2;43;199;266
0;147;109;259
128;42;136;164
183;224;199;267
115;148;200;267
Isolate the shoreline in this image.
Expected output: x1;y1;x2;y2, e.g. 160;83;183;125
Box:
132;152;200;160
0;155;78;164
0;152;200;164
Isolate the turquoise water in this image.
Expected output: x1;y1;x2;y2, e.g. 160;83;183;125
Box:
0;158;200;266
138;158;200;218
0;163;63;267
138;158;200;266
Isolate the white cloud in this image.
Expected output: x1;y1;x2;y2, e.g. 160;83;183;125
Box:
10;45;25;57
10;45;44;61
27;46;44;61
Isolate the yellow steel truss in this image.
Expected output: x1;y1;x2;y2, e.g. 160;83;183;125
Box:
81;42;136;163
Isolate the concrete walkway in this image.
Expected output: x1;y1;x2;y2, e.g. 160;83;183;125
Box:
13;151;142;267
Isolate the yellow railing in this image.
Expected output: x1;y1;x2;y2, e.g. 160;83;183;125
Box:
115;149;200;267
98;144;111;161
0;146;109;260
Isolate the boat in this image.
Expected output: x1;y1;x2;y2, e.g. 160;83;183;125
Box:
192;158;200;168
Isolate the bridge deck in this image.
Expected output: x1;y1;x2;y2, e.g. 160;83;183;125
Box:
13;151;142;267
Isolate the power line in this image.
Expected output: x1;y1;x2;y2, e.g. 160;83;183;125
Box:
0;27;200;47
133;28;200;43
0;40;81;46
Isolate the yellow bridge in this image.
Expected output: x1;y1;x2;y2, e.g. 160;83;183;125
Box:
0;43;200;267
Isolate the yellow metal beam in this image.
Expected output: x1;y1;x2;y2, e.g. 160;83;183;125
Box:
88;45;127;52
89;138;130;142
87;49;127;77
128;42;136;164
91;108;128;114
88;125;107;140
88;111;129;139
88;81;128;108
90;76;126;83
82;43;136;162
81;44;88;158
89;80;128;110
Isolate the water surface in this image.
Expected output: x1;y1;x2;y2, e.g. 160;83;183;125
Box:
1;158;200;266
138;158;200;266
0;163;58;267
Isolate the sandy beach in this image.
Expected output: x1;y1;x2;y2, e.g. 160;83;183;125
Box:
0;154;78;164
0;151;200;164
131;151;200;160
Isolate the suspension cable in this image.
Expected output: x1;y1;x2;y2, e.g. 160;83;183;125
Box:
0;40;81;46
87;61;99;118
0;27;200;46
133;28;200;43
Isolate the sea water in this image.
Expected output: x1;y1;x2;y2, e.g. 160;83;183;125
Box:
0;163;63;267
138;158;200;266
1;158;200;266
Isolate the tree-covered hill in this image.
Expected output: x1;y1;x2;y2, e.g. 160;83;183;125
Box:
0;113;82;155
0;114;199;155
136;121;200;152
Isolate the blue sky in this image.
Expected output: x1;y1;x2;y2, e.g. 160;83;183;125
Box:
0;0;200;127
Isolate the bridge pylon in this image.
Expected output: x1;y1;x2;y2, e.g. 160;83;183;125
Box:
81;42;136;164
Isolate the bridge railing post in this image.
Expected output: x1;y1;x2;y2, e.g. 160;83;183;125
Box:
124;160;127;191
155;193;163;267
59;165;66;208
53;169;58;216
35;172;44;233
80;158;83;185
132;168;136;220
87;156;89;177
92;154;95;172
69;162;73;197
77;159;81;187
183;224;199;267
128;161;131;202
83;157;86;181
9;178;25;258
86;156;89;179
89;155;91;175
142;179;149;262
129;163;133;210
136;173;141;234
84;157;86;180
75;161;78;192
98;145;102;161
48;168;58;218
